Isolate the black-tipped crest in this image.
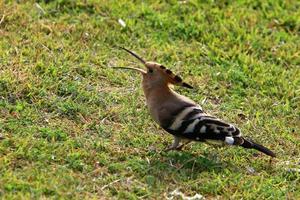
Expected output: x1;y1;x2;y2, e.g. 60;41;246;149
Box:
160;66;193;89
165;69;172;74
182;82;193;89
174;75;182;82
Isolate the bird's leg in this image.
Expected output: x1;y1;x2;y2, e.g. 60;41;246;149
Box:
165;136;181;151
175;140;192;150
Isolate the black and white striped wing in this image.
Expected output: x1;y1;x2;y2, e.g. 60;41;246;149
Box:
164;105;242;145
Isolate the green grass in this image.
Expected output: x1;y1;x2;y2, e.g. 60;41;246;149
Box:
0;0;299;199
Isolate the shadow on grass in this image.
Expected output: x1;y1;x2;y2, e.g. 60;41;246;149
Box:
161;151;224;172
133;150;237;180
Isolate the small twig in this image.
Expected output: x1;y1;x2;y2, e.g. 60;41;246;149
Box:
177;157;197;170
35;3;46;15
101;179;121;190
0;14;5;25
146;157;150;165
191;159;196;173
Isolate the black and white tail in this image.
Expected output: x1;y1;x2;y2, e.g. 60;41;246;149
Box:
163;104;276;157
238;137;276;157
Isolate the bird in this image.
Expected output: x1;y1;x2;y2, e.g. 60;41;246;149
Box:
114;47;276;157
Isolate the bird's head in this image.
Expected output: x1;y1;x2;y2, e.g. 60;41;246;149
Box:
115;47;193;90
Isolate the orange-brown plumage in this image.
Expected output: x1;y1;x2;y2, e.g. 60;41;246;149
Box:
114;47;195;126
114;47;276;157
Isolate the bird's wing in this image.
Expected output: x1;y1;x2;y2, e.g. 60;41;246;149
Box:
163;105;242;145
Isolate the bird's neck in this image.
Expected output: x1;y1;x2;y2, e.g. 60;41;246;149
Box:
141;82;197;126
142;83;173;102
142;83;175;125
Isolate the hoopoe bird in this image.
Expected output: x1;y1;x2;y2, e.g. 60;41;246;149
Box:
115;47;276;157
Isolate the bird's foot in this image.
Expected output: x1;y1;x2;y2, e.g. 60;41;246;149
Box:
165;140;192;152
175;144;185;151
165;144;184;152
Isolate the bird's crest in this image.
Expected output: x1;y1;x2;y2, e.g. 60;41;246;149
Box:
158;65;193;89
117;47;193;89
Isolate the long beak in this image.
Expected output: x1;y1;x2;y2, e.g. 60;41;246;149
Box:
118;47;146;65
112;67;146;74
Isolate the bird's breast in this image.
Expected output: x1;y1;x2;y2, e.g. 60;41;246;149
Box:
143;87;197;128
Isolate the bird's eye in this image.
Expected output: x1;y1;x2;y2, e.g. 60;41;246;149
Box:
148;69;154;73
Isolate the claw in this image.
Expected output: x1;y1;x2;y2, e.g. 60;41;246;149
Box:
165;136;181;152
165;146;177;152
165;139;192;152
175;144;184;151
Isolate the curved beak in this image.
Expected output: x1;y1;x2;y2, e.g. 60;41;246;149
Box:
112;67;146;74
118;47;146;65
116;47;148;75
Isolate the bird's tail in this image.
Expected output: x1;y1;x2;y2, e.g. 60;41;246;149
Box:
235;137;276;157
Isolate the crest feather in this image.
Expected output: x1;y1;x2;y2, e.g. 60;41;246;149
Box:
159;65;193;89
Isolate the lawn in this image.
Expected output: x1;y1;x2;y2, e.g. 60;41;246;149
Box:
0;0;299;199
